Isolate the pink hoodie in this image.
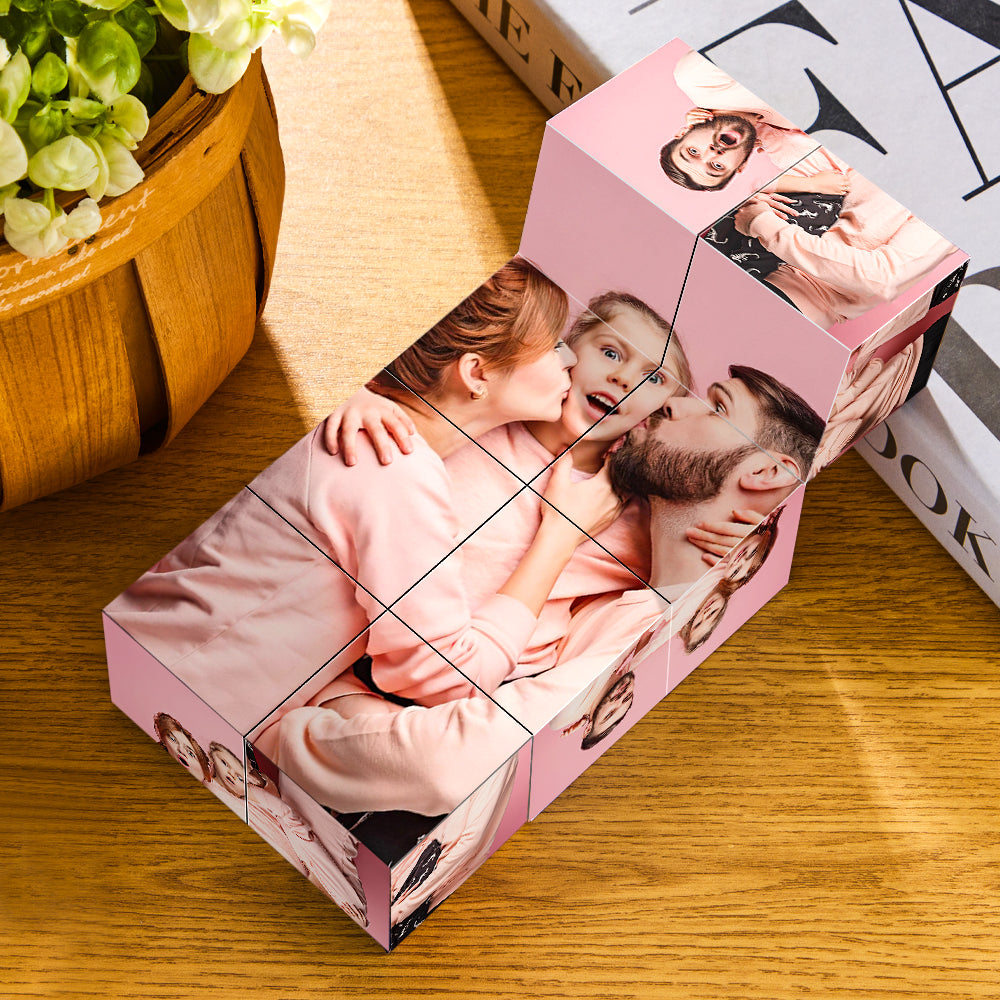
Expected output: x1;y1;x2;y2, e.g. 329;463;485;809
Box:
744;147;956;327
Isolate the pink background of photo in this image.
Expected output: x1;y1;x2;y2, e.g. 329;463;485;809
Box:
547;38;803;234
677;240;850;423
521;128;693;330
666;485;805;694
104;615;248;819
527;628;670;820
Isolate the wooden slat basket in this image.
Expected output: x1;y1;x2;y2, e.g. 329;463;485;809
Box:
0;53;284;512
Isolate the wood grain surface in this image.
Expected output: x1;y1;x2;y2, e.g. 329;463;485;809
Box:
3;2;999;997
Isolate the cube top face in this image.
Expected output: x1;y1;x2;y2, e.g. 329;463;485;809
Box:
546;39;820;234
699;142;968;352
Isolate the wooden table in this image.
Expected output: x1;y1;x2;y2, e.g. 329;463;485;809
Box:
4;2;999;996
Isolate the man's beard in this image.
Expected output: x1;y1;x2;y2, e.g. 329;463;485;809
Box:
609;427;756;504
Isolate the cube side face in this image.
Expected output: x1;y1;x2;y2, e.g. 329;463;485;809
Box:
520;125;695;330
543;39;819;233
666;486;805;694
104;613;250;821
811;259;969;475
247;745;390;948
387;741;531;949
104;615;391;948
700;144;967;349
525;600;670;820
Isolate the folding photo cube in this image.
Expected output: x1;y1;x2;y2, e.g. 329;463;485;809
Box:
520;40;969;484
104;38;967;950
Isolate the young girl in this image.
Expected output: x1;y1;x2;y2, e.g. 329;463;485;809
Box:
153;713;212;784
109;258;622;732
324;289;757;679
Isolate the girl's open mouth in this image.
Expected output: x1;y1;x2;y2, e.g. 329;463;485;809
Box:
586;393;619;416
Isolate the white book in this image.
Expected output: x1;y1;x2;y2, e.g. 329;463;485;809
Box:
451;0;1000;605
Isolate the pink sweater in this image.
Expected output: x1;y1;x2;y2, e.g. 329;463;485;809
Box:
745;147;956;327
107;422;537;730
265;428;660;816
267;588;668;816
448;423;650;678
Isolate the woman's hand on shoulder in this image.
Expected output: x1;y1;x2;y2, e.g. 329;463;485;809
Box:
323;388;416;466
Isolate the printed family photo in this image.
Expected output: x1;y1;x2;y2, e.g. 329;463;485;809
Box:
106;253;828;945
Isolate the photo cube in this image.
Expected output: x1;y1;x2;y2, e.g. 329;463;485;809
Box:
520;38;968;484
520;39;821;336
102;29;969;942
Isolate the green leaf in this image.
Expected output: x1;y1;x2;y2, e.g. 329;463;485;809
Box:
0;8;28;52
187;32;250;94
79;0;137;10
94;129;141;195
13;96;43;126
75;20;141;103
108;93;147;141
31;52;69;101
27;132;100;189
0;117;28;185
65;96;106;121
129;60;152;106
11;0;43;12
26;105;64;148
151;0;192;32
81;132;108;198
48;1;89;37
114;3;157;59
0;50;31;122
21;21;50;61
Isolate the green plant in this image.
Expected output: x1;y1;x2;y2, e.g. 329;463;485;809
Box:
0;0;327;257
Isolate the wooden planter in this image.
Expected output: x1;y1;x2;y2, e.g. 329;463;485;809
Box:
0;53;285;512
